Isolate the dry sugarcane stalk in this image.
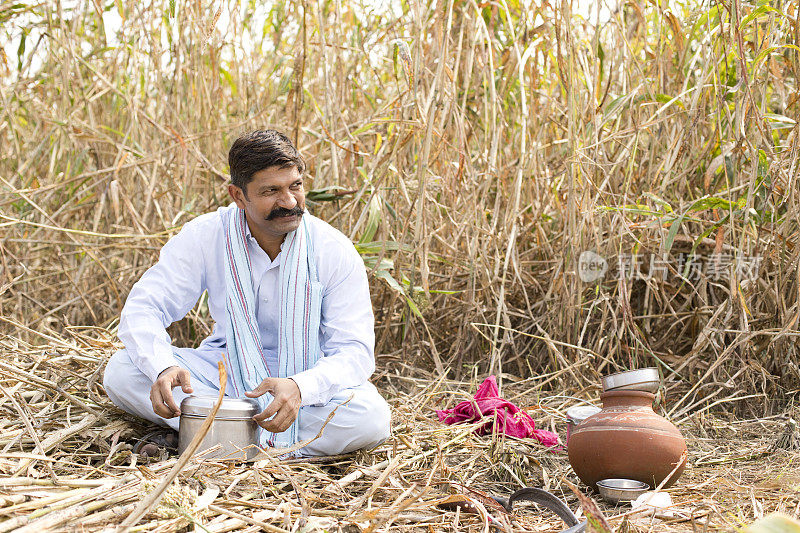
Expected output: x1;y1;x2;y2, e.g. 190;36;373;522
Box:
0;384;58;482
206;505;290;533
0;486;89;516
75;502;138;527
251;392;353;461
0;494;26;507
15;413;98;474
345;456;402;514
118;362;228;530
0;323;796;533
322;459;390;494
11;492;136;533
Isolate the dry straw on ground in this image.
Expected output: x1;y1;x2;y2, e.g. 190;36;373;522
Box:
0;330;798;532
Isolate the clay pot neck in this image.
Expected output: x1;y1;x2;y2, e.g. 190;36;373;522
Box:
599;390;656;409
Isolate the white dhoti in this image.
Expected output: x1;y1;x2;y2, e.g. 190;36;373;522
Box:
103;348;391;456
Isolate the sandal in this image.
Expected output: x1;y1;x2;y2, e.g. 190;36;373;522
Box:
133;428;179;457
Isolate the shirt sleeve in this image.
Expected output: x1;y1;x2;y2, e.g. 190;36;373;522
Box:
118;223;205;382
290;242;375;407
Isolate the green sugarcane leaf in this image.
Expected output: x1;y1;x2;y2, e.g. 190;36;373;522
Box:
374;269;422;318
763;113;797;130
359;194;382;244
642;192;674;213
739;5;777;30
753;44;800;71
16;28;27;72
666;196;745;253
355;241;412;254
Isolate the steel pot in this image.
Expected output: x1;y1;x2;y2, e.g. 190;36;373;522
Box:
178;396;261;461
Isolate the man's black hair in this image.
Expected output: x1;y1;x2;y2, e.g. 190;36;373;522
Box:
228;130;305;196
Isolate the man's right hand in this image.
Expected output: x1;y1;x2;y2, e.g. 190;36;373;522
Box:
150;366;193;418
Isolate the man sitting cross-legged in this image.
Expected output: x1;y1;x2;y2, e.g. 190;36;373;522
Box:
103;129;391;456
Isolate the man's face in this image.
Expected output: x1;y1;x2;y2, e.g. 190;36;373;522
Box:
228;165;305;240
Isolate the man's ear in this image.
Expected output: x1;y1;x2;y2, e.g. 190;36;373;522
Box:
228;184;247;208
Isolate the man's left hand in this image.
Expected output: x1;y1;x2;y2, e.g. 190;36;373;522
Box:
245;377;302;433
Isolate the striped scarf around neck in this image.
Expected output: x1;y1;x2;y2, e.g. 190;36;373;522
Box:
222;206;322;448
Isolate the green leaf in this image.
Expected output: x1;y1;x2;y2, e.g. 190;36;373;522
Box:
16;28;27;72
373;269;422;318
360;255;394;272
601;92;632;124
306;185;355;202
352;121;376;136
355;241;412;254
763;113;797;130
739;5;777;30
753;44;800;71
219;67;237;96
757;149;769;177
653;93;684;110
687;196;746;212
597;42;604;84
665;196;746;253
664;213;685;254
690;4;723;41
690;213;730;256
598;204;669;218
359;194;382;244
641;192;674;213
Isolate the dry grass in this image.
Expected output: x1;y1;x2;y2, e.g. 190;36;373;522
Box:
1;0;798;398
0;331;798;531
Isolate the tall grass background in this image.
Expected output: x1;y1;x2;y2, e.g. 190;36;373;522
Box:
1;0;798;411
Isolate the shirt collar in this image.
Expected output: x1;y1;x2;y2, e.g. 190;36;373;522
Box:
244;218;255;242
243;219;283;270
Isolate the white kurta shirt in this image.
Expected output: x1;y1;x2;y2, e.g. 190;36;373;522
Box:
117;204;375;407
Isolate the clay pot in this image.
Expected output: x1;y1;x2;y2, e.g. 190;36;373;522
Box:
567;390;686;490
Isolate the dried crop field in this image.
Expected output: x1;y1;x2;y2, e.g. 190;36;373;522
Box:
1;0;799;531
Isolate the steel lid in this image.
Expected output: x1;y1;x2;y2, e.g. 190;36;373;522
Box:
566;405;601;424
601;367;660;392
180;395;260;419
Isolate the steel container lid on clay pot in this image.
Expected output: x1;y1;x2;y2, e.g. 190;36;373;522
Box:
567;390;686;490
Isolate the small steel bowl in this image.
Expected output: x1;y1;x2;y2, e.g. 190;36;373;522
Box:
601;368;660;393
565;405;601;444
596;478;650;504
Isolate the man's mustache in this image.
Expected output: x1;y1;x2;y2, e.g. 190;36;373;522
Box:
266;206;305;220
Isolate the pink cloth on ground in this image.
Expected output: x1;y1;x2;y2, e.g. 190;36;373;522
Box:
436;375;559;447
